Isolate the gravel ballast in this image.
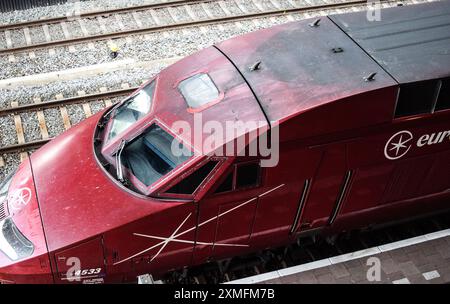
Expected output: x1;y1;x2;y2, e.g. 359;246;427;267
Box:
0;66;165;109
0;115;18;147
0;0;161;25
0;154;21;181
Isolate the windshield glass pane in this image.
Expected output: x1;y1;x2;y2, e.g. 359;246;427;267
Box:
108;81;156;140
122;124;193;186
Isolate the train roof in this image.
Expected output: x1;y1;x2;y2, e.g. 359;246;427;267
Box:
215;13;395;123
330;0;450;84
215;2;450;123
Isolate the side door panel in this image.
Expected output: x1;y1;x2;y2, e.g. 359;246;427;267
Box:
297;144;348;230
252;144;321;244
213;199;258;257
193;178;261;264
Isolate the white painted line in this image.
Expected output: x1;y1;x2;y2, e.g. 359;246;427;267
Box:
329;247;381;264
226;228;450;284
226;270;280;284
423;270;440;281
278;259;331;277
425;228;450;240
378;235;428;252
392;278;411;284
0;57;181;89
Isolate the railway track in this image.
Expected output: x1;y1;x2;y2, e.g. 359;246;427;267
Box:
0;85;138;156
0;0;408;162
0;0;394;57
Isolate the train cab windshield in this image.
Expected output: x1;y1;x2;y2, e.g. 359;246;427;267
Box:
121;124;193;187
108;81;156;141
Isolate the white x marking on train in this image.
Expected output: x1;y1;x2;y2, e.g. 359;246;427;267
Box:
114;184;285;265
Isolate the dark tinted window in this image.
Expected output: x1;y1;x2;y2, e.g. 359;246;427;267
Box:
435;78;450;111
236;162;260;189
395;80;438;118
214;171;233;194
123;124;192;186
166;161;218;194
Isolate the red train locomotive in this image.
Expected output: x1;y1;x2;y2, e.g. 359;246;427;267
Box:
0;1;449;283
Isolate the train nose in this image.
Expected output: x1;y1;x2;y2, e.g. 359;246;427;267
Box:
0;159;53;284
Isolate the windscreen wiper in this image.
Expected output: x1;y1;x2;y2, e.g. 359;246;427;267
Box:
115;140;127;183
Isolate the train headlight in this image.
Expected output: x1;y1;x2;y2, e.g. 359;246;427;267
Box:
0;218;34;261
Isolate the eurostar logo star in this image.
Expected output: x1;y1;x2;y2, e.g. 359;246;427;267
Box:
8;187;32;211
384;131;413;160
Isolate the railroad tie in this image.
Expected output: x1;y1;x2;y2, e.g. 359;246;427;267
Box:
11;101;28;162
99;87;113;107
55;94;72;131
184;4;208;35
149;9;170;38
41;24;55;56
76;19;96;50
23;27;35;58
60;22;76;53
33;98;49;140
78;91;92;118
202;3;225;31
4;30;15;62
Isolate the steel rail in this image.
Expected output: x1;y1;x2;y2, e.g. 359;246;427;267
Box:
0;0;215;31
0;139;50;154
0;87;136;116
0;87;139;154
0;0;382;55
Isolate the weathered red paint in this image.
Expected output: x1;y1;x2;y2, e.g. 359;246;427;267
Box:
1;2;449;283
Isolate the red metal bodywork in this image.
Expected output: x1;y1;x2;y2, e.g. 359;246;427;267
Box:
0;2;449;283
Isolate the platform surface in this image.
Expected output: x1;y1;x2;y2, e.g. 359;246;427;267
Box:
228;229;450;284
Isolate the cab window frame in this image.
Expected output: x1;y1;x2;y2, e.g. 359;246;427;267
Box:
212;160;263;196
157;157;225;200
